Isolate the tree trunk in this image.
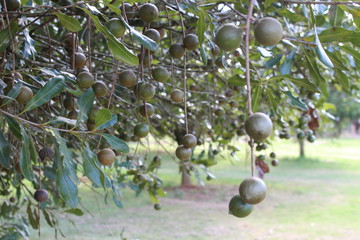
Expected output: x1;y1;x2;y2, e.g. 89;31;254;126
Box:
174;127;193;187
299;138;305;158
181;169;191;187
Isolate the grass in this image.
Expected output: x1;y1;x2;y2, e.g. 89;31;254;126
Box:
33;137;360;240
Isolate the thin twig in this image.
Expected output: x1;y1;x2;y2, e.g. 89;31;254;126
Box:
245;0;256;177
175;0;189;134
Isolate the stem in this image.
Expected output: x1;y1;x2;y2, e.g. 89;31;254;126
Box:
0;109;94;134
87;16;92;72
175;0;189;134
2;0;15;74
245;0;256;177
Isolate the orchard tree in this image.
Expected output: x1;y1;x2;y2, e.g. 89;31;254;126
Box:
0;0;359;238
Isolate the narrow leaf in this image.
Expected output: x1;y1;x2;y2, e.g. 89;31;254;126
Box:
283;90;308;111
1;82;22;106
77;88;95;124
80;7;139;65
64;208;84;216
303;48;326;85
47;116;77;126
315;34;334;68
270;75;319;91
53;130;78;184
325;50;349;71
120;18;158;52
341;46;360;66
0;131;10;169
266;89;278;114
199;45;208;65
335;69;350;90
196;9;206;45
280;49;296;75
24;76;65;112
4;116;22;140
0;21;19;54
264;54;283;69
329;5;344;27
96;114;117;130
82;145;111;188
101;133;130;153
112;193;123;208
95;108;112;128
19;127;34;181
53;12;82;32
304;27;360;44
227;74;247;86
57;166;78;208
251;85;262;112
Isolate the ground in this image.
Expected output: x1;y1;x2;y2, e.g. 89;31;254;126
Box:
34;138;360;240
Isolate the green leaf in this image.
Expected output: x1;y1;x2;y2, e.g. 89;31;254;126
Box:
0;233;22;240
335;69;350;90
148;190;159;204
29;136;38;164
304;27;360;44
283;90;308;111
64;78;83;96
315;33;334;68
1;82;22;106
303;48;326;85
24;76;65;112
196;9;206;45
79;7;139;65
0;21;19;54
265;89;278;114
82;145;111;188
329;5;344;27
64;208;84;216
57;165;78;208
199;45;208;65
258;47;273;58
53;130;78;184
112;192;124;208
95;108;112;128
27;202;38;229
325;50;349;71
53;12;82;32
42;209;55;227
251;85;262;113
280;49;296;75
19;127;34;181
47;116;77;126
270;75;319;91
77;88;95;124
96;114;117;130
276;8;306;22
120;18;158;52
101;133;130;153
102;3;121;16
339;4;360;18
0;131;10;169
4;116;21;140
341;46;360;66
308;5;316;28
227;74;247;86
264;54;283;69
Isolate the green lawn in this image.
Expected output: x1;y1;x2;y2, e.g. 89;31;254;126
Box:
34;137;360;240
